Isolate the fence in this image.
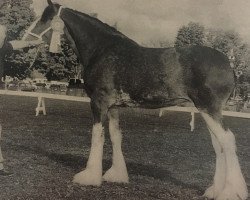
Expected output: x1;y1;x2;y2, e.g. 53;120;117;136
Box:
0;89;249;131
0;90;90;116
159;106;250;131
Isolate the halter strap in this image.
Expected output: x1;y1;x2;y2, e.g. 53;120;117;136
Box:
22;6;64;40
40;27;52;37
57;6;64;17
22;17;41;40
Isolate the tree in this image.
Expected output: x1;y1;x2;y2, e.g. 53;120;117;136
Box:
33;38;81;81
0;0;35;40
205;29;248;70
4;47;39;79
175;22;205;48
0;0;36;79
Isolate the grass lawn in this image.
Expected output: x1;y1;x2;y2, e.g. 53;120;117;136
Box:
0;95;249;200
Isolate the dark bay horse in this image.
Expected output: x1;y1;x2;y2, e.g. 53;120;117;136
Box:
26;1;248;199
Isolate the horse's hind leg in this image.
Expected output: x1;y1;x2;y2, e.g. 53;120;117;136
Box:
73;100;106;186
201;112;248;200
203;128;226;199
103;109;129;183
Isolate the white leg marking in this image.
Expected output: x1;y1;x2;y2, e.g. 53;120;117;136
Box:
190;112;195;131
103;111;129;183
73;123;104;186
202;113;248;200
217;129;248;200
204;132;226;199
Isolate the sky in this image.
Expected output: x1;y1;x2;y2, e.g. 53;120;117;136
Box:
32;0;250;46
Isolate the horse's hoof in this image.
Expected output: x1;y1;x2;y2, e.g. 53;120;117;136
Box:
73;169;102;186
203;184;226;199
216;183;248;200
103;167;129;183
203;185;215;199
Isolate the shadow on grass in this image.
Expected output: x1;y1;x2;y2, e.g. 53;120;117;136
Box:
8;142;203;194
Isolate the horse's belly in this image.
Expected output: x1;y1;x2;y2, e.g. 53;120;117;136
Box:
113;89;191;109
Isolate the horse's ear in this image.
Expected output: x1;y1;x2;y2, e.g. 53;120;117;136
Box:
47;0;53;5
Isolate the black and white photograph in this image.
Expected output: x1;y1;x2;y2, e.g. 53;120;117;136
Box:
0;0;249;199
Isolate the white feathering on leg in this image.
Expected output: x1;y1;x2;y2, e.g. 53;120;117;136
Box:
203;131;226;199
216;129;248;200
73;123;104;186
103;111;129;183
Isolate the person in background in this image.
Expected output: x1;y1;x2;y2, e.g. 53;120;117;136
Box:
0;24;43;176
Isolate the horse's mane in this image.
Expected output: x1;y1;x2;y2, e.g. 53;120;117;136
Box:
72;9;121;35
67;8;138;44
41;4;137;44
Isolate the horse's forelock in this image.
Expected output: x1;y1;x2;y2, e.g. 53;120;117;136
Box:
41;6;54;22
41;4;60;23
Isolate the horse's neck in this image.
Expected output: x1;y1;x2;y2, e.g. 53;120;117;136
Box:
63;26;81;58
61;9;115;67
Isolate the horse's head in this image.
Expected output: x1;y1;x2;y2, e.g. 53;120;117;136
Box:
24;0;62;48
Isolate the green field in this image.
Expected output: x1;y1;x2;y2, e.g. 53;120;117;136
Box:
0;95;249;200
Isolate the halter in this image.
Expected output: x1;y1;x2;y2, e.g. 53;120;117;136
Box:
22;6;64;68
22;17;52;40
22;6;64;41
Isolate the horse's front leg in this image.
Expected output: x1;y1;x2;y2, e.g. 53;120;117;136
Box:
73;100;107;186
103;109;129;183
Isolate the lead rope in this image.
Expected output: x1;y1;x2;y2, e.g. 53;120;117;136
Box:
22;17;42;69
29;45;41;69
